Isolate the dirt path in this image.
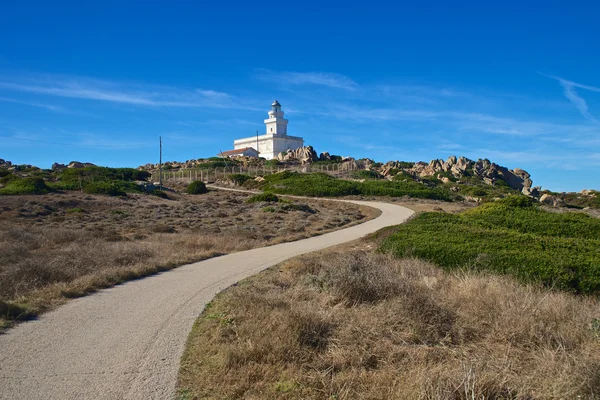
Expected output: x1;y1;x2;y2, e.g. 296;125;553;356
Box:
0;198;413;400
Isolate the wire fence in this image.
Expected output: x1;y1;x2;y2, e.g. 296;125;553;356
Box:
151;162;359;184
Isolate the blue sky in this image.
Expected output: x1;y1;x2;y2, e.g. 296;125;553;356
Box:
1;1;599;192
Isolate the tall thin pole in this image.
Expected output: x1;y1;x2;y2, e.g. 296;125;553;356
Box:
159;136;163;190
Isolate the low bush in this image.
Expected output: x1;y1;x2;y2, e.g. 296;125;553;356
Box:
264;159;281;168
396;161;415;168
392;171;416;181
83;181;141;196
186;181;208;195
352;170;381;180
260;172;451;200
0;169;11;178
461;186;489;197
246;192;279;203
59;166;150;186
0;177;52;195
150;190;169;199
228;173;252;186
381;199;600;294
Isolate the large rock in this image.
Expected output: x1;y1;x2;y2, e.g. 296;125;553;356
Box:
0;159;12;169
67;161;96;169
455;156;471;171
442;155;457;171
277;146;318;164
539;194;564;207
319;152;331;161
522;186;541;197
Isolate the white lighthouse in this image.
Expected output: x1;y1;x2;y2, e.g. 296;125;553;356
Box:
231;100;304;160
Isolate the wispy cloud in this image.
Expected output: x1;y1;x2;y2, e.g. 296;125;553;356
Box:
541;73;599;121
257;69;358;91
0;96;65;112
3;130;154;149
0;74;260;110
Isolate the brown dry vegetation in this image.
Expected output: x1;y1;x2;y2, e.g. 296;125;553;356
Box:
0;190;378;329
179;250;600;399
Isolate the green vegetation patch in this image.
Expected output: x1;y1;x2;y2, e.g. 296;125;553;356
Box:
262;171;451;201
0;177;52;195
559;191;600;209
83;181;142;196
59;166;150;184
264;159;281;168
228;173;252;186
352;170;382;180
186;181;208;195
381;197;600;294
247;192;279;203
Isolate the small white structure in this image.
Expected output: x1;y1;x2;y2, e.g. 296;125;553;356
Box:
232;101;304;160
219;147;259;158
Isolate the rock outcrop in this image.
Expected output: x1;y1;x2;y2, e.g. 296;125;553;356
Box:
0;159;12;169
319;152;331;161
67;161;96;169
539;194;565;207
52;163;67;171
276;146;318;164
380;155;532;191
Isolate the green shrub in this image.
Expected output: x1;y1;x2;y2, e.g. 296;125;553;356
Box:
396;161;415;169
381;201;600;294
151;190;169;199
392;171;416;181
66;207;85;213
229;174;252;186
247;192;279;203
59;166;150;185
0;169;11;178
186;181;208;195
352;170;381;180
83;181;141;196
264;159;281;168
261;172;450;201
262;206;276;212
461;186;488;197
0;177;52;195
436;171;458;183
496;195;534;208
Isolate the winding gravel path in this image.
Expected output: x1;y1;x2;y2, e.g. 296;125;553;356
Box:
0;197;413;400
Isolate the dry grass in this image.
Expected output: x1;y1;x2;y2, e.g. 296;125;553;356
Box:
178;250;600;399
0;190;378;330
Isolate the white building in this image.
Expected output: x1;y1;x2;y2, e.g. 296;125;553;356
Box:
232;100;304;160
219;147;260;158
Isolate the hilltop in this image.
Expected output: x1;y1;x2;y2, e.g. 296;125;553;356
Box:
1;148;598;209
135;146;599;209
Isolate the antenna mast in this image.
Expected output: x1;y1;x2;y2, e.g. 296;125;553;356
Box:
159;136;162;191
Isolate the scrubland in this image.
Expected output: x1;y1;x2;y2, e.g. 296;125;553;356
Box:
179;251;600;400
178;197;600;399
0;190;376;329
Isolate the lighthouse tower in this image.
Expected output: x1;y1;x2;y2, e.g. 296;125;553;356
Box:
265;100;288;135
231;100;304;159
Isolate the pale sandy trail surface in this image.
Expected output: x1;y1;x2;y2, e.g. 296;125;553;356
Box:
0;199;413;400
